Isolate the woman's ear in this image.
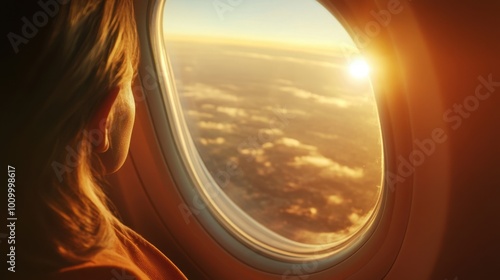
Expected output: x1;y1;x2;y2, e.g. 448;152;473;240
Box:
88;88;120;153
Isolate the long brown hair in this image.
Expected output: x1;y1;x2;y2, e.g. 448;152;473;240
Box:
4;0;139;270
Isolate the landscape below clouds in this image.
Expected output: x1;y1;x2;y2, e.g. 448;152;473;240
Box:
166;38;383;244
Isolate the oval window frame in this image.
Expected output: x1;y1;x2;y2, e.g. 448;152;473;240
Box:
155;0;387;269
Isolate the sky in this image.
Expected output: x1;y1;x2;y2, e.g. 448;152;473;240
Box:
163;0;357;49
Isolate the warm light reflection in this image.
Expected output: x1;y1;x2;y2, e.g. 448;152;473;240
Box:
349;58;370;79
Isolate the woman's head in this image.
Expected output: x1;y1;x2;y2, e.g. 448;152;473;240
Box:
5;0;139;269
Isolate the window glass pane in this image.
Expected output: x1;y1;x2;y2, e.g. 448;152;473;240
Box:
163;0;384;245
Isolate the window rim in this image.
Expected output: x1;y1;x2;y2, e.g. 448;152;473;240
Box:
148;0;393;273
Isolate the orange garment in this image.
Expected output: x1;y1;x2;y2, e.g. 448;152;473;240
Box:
33;226;187;280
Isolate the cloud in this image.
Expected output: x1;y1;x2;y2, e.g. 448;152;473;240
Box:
275;137;362;179
187;110;214;119
201;104;216;110
310;131;339;140
276;137;317;151
288;210;374;244
182;83;239;102
283;204;318;218
259;128;284;137
294;155;333;167
275;78;293;85
224;50;345;69
238;147;268;164
198;121;235;132
250;115;270;123
200;137;226;145
262;142;274;149
216;106;248;117
238;147;264;156
320;162;364;179
220;84;240;91
348;213;361;224
327;195;344;205
291;154;364;179
278;86;350;108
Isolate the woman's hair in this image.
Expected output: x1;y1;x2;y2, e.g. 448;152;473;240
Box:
4;0;139;270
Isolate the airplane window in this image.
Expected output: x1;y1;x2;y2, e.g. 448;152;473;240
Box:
161;0;384;257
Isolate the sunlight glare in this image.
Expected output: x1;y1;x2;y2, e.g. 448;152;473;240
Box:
349;58;370;79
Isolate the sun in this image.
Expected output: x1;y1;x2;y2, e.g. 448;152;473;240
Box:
348;58;370;79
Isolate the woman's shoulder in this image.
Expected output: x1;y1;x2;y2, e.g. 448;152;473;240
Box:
47;264;144;280
114;225;187;279
11;259;146;280
31;225;187;280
